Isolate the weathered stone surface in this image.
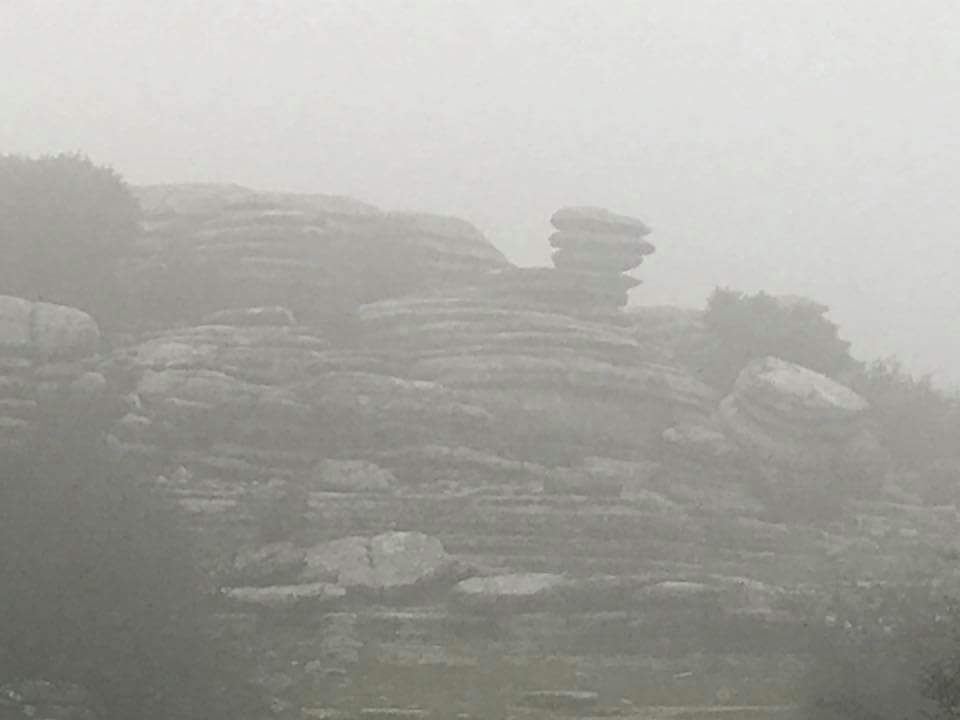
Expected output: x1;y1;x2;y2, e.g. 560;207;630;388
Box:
662;423;742;463
126;184;509;326
0;296;100;359
551;207;652;236
312;459;397;493
232;541;306;585
222;582;345;609
518;690;600;711
201;305;297;327
0;297;106;450
718;357;876;470
451;573;570;611
301;532;459;592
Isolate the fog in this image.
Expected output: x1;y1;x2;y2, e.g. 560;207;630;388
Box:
3;0;959;384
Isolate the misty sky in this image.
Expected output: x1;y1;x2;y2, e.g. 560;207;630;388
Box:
3;1;959;384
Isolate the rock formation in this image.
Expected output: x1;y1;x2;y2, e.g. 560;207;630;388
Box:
719;356;876;470
123;184;509;329
0;296;106;450
2;193;928;718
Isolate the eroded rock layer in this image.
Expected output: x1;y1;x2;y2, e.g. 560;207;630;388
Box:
123;184;509;329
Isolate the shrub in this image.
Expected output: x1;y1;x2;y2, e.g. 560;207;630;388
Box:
0;153;141;321
800;561;960;720
0;398;262;720
849;358;960;470
702;288;853;389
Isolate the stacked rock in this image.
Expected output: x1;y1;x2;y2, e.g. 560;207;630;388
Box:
718;356;877;470
549;206;656;273
0;296;105;451
549;206;656;309
451;206;656;318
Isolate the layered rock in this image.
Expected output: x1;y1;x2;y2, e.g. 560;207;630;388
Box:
0;296;106;451
547;206;656;312
124;184;509;328
719;356;876;470
356;295;718;461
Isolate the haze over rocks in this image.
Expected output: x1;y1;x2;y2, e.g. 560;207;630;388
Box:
2;184;951;718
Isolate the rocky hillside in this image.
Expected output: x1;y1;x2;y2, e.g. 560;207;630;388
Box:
3;186;955;720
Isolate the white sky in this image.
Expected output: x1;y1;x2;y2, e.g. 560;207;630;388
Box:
3;0;959;384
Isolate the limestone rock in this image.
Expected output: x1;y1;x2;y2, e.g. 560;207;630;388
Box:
550;207;652;236
222;582;346;609
300;532;459;593
232;541;307;585
201;305;297;327
718;356;874;469
451;573;570;611
0;296;100;359
518;690;600;712
312;459;397;493
662;423;742;463
126;184;509;325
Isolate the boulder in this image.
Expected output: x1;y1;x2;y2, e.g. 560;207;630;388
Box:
719;356;875;470
300;532;459;593
0;296;100;359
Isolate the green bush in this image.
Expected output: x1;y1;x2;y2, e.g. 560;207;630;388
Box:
0;400;262;720
702;288;853;389
0;153;140;321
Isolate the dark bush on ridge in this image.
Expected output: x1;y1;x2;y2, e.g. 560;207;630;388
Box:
0;153;140;320
703;287;853;389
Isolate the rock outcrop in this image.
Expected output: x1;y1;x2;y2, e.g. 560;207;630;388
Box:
124;184;509;329
6;192;922;717
719;356;876;470
547;206;656;312
0;296;106;450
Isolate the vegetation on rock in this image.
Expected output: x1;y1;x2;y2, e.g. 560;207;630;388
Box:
0;153;141;324
703;287;853;389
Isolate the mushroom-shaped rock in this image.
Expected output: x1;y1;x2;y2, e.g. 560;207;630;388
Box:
550;207;652;236
543;207;657;310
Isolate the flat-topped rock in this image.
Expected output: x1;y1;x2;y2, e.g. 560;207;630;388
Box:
126;184;510;325
734;357;868;419
551;206;652;236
